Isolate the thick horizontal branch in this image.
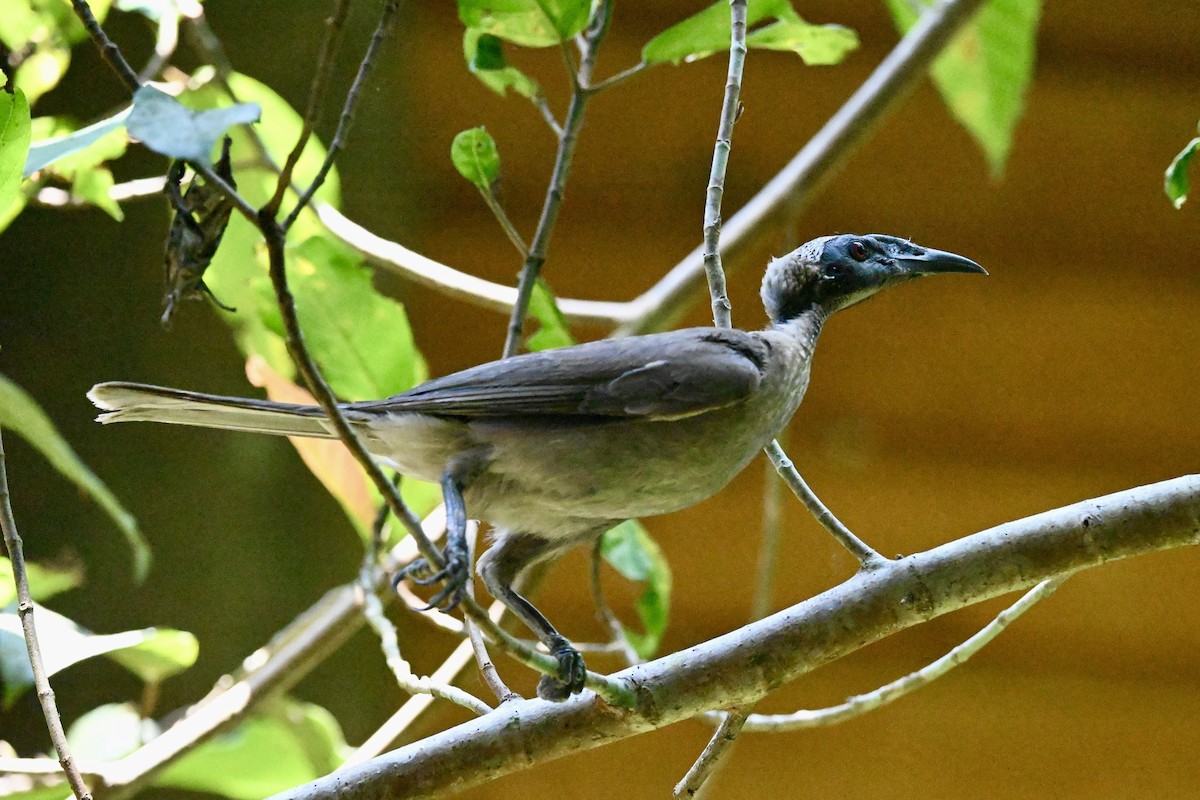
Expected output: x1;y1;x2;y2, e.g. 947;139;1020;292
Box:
275;475;1200;800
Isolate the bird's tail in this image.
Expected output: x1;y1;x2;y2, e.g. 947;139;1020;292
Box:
88;382;336;439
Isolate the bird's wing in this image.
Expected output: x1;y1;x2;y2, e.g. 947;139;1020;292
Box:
350;328;769;420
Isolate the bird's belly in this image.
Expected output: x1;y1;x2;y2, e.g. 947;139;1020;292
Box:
466;406;785;536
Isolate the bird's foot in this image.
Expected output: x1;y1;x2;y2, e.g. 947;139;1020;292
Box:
393;538;470;612
536;635;587;701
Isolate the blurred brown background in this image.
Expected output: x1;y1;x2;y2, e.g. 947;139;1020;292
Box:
3;1;1200;798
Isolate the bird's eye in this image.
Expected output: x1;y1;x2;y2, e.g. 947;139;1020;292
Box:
849;241;868;262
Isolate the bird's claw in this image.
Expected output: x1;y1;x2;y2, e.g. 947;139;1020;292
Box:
536;636;587;701
394;544;470;613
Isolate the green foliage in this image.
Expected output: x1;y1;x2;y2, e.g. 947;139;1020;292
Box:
450;126;502;191
526;278;575;351
0;0;113;103
462;30;540;99
1165;131;1200;209
127;85;261;164
0;373;149;580
0;556;83;607
885;0;1041;175
600;520;672;659
0;604;196;705
643;0;857;66
156;697;349;799
458;0;590;48
66;702;146;762
0;88;32;224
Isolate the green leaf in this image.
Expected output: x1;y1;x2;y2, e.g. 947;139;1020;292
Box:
0;373;149;581
155;697;348;800
643;0;795;65
0;605;188;705
0;556;84;608
745;19;858;66
526;278;575;351
458;0;590;47
286;235;427;401
1165;135;1200;209
600;521;672;659
24;107;130;176
127;85;260;164
0;89;32;217
108;628;199;683
886;0;1041;175
0;0;114;103
70;166;124;221
67;703;146;762
463;29;540;99
450;126;501;191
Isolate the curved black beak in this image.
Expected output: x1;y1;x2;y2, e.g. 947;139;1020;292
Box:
898;247;988;276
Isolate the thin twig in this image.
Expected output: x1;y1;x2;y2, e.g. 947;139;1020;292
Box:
589;538;642;666
731;577;1067;732
358;558;492;716
263;0;352;217
500;0;611;357
585;60;649;94
0;431;94;800
32;176;167;208
463;527;518;703
674;708;749;799
751;446;784;620
531;92;564;137
699;0;747;330
763;440;883;566
283;0;401;231
69;0;140;91
678;6;752;794
258;215;442;566
478;189;530;257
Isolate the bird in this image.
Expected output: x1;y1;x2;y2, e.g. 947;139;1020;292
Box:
88;233;985;701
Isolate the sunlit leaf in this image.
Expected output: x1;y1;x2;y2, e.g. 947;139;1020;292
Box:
0;89;32;217
463;29;540;99
643;0;795;65
155;697;348;800
450;126;501;190
0;373;149;581
0;0;113;102
1165;135;1200;209
108;628;199;683
886;0;1041;175
70;166;124;221
526;278;574;351
458;0;590;47
127;85;260;164
24;107;130;176
67;703;147;762
0;605;189;705
745;19;858;65
600;520;672;659
0;556;84;608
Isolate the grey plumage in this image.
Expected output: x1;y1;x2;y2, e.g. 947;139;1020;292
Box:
89;233;985;700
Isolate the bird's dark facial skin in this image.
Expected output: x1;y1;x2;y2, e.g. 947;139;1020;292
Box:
760;234;986;324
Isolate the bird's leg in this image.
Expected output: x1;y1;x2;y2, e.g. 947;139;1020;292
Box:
395;469;472;612
477;531;587;701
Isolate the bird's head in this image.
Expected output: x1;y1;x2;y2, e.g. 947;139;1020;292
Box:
761;234;986;324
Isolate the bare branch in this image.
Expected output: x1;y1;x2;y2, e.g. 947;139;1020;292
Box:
69;0;140;92
272;475;1200;800
673;708;749;799
264;0;352;217
283;0;401;230
734;577;1066;732
0;431;94;800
